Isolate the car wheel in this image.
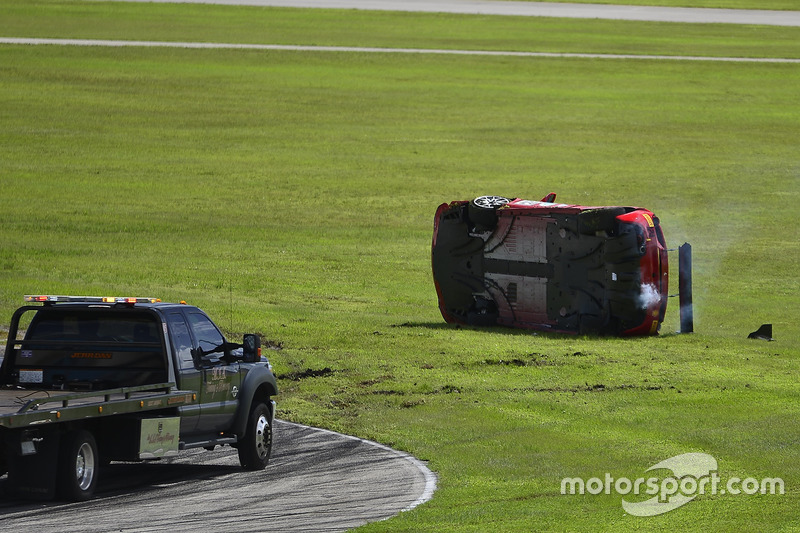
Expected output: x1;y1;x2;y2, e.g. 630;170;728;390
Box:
57;430;99;501
238;402;273;471
469;196;510;231
578;207;627;235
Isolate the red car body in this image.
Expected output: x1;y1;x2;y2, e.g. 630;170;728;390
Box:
432;194;669;336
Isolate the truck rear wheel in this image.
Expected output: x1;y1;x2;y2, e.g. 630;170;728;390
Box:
238;402;273;470
57;430;99;501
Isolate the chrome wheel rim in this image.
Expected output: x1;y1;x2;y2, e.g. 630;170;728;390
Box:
474;196;509;209
76;442;96;491
254;415;271;460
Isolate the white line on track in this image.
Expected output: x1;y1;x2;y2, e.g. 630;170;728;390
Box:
278;419;438;514
3;38;800;63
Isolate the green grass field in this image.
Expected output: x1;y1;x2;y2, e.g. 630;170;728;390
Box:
2;1;799;530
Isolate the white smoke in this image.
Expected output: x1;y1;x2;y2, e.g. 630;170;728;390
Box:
638;283;662;310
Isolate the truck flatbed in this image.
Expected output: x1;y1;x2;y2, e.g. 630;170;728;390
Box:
0;383;196;429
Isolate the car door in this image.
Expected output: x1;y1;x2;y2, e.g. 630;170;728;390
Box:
185;309;241;434
165;311;202;435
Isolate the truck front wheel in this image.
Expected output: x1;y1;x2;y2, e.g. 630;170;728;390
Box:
57;430;99;501
238;402;273;471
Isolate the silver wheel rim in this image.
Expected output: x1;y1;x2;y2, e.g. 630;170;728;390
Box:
76;442;96;491
254;415;270;460
474;196;509;209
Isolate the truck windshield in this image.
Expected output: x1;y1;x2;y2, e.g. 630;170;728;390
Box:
17;308;167;389
27;309;160;344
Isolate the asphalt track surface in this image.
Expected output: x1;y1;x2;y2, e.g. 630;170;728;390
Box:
108;0;800;26
0;420;436;532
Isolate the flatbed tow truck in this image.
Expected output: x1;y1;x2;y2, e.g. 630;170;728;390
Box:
0;295;277;501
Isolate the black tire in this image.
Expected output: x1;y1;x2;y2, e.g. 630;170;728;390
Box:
57;430;99;501
0;441;6;477
238;402;273;471
468;196;510;231
466;297;499;327
578;207;627;235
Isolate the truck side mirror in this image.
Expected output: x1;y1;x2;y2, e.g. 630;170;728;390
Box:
242;334;261;363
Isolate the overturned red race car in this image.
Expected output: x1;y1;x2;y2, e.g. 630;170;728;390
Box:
432;194;672;336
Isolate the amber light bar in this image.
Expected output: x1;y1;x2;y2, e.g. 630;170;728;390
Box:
24;295;161;304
